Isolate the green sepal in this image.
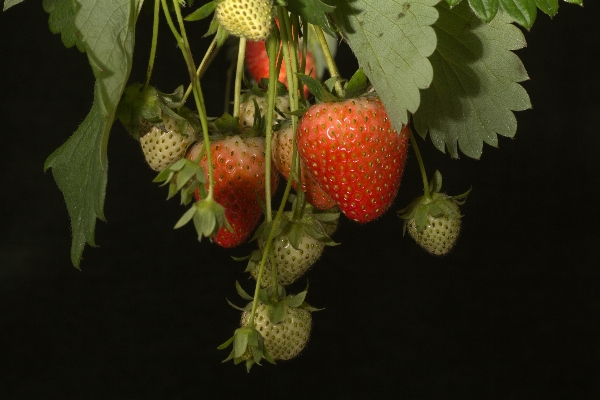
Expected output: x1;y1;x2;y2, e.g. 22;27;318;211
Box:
214;112;239;134
445;0;463;6
343;68;368;99
398;171;471;234
297;73;339;103
174;198;230;242
235;280;254;301
184;1;216;21
116;83;189;140
153;158;206;204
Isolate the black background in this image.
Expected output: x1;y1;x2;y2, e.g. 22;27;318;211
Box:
1;2;599;398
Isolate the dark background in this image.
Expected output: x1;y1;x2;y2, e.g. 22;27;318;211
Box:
1;2;599;398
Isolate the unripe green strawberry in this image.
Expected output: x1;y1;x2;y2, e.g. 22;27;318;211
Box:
140;113;195;171
406;198;461;256
240;303;312;360
215;0;273;41
398;171;470;256
252;230;325;288
239;94;290;130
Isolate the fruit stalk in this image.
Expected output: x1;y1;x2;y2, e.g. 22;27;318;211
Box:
144;0;161;88
232;37;247;118
162;0;216;200
409;131;431;201
182;36;218;104
277;9;306;218
314;25;344;97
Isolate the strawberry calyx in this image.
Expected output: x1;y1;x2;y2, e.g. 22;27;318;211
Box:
174;195;231;242
116;83;198;140
296;67;370;105
398;171;471;234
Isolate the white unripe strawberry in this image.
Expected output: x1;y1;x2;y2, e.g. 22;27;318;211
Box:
139;114;195;171
252;232;325;287
241;303;312;360
215;0;274;41
406;202;461;256
238;94;290;130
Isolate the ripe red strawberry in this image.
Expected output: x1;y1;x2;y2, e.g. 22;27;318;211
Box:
245;39;316;98
240;302;312;360
186;135;279;247
297;97;410;223
271;123;335;210
215;0;273;41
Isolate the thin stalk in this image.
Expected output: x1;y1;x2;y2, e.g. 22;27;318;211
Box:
143;0;161;88
162;0;215;199
314;25;344;97
182;36;218;104
409;132;431;200
279;10;306;219
233;37;247;119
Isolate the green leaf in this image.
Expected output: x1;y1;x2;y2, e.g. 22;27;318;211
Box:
3;0;25;11
499;0;537;29
413;2;531;159
43;0;86;52
445;0;463;6
287;0;337;38
534;0;558;16
563;0;582;4
468;0;499;22
330;0;439;130
184;1;215;21
44;0;140;268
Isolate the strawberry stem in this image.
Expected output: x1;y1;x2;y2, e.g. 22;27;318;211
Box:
182;36;218;104
277;9;306;218
232;37;247;119
143;0;160;88
314;25;344;98
162;0;215;200
409;131;431;200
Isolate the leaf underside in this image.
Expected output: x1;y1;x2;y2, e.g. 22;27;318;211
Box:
3;0;25;11
44;0;140;268
331;0;440;131
413;1;531;159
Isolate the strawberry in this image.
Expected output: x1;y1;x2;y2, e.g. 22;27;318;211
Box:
245;39;316;98
406;200;461;256
215;0;273;41
398;171;470;256
297;96;410;223
239;93;290;131
251;223;326;288
271;123;336;210
139;113;196;171
186;135;279;247
240;302;312;360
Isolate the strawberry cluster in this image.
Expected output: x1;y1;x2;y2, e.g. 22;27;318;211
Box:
113;1;469;371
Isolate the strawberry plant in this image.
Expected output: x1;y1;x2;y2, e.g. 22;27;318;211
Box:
1;0;589;373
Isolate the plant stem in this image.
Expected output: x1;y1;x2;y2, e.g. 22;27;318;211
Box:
232;37;247;119
143;0;161;88
182;36;218;104
314;25;344;97
162;0;215;200
409;132;431;200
